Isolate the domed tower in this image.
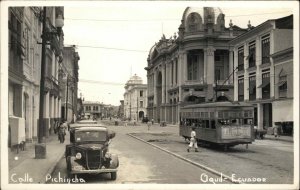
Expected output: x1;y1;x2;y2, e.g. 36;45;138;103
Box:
178;7;226;38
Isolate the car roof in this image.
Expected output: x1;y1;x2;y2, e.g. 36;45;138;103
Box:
73;126;108;132
70;123;106;128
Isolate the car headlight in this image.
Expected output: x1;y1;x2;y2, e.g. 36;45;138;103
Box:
75;152;82;160
105;152;111;159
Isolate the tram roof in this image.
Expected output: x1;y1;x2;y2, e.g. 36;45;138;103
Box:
181;101;254;109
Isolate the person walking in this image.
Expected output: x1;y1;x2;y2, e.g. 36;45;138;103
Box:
187;128;198;152
58;121;67;143
147;121;151;131
273;125;281;140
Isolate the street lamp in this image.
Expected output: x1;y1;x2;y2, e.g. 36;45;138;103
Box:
35;7;64;159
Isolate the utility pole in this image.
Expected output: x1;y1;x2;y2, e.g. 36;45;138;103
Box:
35;7;47;158
65;76;69;122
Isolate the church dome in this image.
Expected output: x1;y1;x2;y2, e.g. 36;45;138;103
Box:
126;74;143;85
182;7;223;25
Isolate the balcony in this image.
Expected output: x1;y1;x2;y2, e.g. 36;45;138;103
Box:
45;76;60;97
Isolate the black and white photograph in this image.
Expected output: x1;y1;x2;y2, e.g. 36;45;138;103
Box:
0;1;299;190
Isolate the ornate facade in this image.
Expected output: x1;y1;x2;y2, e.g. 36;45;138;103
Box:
8;7;64;145
145;7;247;124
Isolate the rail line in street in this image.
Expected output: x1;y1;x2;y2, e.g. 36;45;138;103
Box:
127;133;241;184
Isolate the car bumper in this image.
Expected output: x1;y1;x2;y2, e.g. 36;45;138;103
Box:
71;166;118;174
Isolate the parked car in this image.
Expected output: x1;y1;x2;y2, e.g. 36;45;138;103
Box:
254;126;267;139
65;126;119;180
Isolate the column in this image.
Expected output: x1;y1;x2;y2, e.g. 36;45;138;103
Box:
229;48;234;84
233;48;239;101
44;92;50;137
257;103;264;130
206;47;215;84
162;65;166;104
205;47;215;100
153;71;157;105
58;98;61;120
203;49;207;83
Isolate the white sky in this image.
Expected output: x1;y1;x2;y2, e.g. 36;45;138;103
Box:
12;1;297;106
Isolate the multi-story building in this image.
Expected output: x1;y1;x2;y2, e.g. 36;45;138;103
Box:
230;15;293;135
145;7;247;124
82;101;103;119
8;7;64;146
60;46;80;123
123;74;148;121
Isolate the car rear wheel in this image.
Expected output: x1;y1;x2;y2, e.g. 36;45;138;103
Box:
111;172;117;180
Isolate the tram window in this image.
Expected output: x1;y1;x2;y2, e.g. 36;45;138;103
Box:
204;120;210;128
211;120;216;129
218;119;230;125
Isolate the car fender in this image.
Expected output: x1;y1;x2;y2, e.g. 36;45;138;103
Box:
110;154;119;168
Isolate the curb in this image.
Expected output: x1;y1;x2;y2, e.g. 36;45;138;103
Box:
264;137;293;143
127;133;242;184
43;150;65;183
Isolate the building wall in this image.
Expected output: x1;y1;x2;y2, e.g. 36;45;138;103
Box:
8;7;64;145
231;15;293;135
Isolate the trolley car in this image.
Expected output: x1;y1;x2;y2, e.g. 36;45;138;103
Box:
179;101;255;150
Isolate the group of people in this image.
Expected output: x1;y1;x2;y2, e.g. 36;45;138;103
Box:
54;120;69;143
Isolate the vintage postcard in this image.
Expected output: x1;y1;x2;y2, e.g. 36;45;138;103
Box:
1;1;299;190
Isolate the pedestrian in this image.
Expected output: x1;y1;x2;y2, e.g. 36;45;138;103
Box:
147;121;151;131
124;120;128;127
187;128;198;152
273;125;280;139
58;121;66;143
151;118;154;125
133;118;136;126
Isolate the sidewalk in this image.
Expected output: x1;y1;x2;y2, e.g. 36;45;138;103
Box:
8;132;69;184
264;134;293;143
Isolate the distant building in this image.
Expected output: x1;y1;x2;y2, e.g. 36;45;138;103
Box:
123;74;148;121
230;15;293;135
82;101;103;119
60;46;80;123
145;7;247;124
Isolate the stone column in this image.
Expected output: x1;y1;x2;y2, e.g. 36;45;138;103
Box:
206;47;215;84
205;47;215;101
153;71;157;105
257;103;264;130
44;92;50;137
233;47;239;101
229;48;234;84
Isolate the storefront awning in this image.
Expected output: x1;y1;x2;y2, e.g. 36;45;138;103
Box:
277;80;287;87
257;82;270;88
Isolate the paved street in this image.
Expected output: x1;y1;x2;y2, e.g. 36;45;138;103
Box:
48;120;293;184
49;123;230;184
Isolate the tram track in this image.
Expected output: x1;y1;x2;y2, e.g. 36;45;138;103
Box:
127;133;241;184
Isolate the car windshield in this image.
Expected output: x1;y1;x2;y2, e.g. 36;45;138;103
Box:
75;131;107;142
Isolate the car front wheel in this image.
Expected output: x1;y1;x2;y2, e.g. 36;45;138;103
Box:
111;172;117;180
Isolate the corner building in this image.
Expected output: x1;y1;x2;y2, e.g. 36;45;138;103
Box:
145;7;246;124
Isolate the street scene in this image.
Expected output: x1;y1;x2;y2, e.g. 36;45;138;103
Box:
1;1;299;190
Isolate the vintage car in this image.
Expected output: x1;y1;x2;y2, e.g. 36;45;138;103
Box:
65;126;119;180
254;126;267;139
